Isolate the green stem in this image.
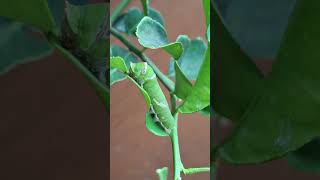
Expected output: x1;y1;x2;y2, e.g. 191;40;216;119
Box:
183;167;210;175
170;94;177;114
110;27;174;92
48;36;109;108
110;0;132;24
169;114;183;180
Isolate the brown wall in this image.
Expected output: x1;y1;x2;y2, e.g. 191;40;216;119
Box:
110;0;210;179
0;52;107;180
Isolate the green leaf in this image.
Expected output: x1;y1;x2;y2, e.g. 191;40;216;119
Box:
140;0;149;16
127;76;151;107
168;35;207;80
174;61;193;100
66;1;107;49
219;0;320;163
179;45;210;113
0;0;55;32
156;167;168;180
87;37;108;85
0;19;53;74
287;139;320;173
124;8;144;35
202;0;210;27
212;8;263;121
113;7;165;35
110;45;138;85
148;8;165;27
145;112;169;137
110;56;128;73
136;16;183;59
110;68;125;86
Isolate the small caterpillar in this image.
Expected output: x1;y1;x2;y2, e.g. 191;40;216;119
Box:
129;62;175;133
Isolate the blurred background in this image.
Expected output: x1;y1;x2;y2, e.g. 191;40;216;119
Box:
110;0;210;179
214;0;320;179
0;0;107;179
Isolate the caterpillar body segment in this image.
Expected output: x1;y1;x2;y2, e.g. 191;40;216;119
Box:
130;62;175;133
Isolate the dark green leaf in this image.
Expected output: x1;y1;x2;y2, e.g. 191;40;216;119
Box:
212;8;263;122
215;0;296;59
145;111;168;137
179;45;210;113
168;35;207;80
0;0;55;32
287;139;320;173
219;0;320;163
0;19;53;74
136;16;182;59
156;167;168;180
66;2;107;49
200;106;211;117
174;61;192;100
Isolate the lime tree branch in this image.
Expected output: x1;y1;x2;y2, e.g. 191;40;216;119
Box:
110;0;132;24
183;167;210;175
110;27;174;92
47;36;109;108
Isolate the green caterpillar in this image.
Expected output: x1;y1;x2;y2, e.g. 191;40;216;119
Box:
129;62;175;134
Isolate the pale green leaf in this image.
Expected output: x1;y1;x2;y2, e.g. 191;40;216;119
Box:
136;16;182;59
168;35;207;80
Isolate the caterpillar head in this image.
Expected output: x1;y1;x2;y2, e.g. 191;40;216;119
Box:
129;62;156;83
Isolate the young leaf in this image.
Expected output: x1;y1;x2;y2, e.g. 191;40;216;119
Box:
213;7;263;121
110;56;128;73
0;0;55;32
168;35;207;80
66;1;107;49
219;0;320;163
179;45;210;113
146;112;169;137
174;61;193;100
156;167;169;180
136;17;183;59
140;0;149;16
0;19;53;74
110;45;138;85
